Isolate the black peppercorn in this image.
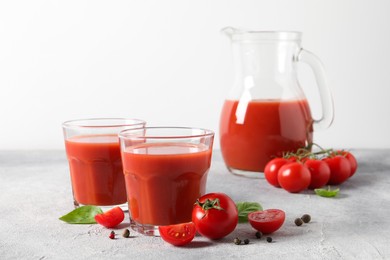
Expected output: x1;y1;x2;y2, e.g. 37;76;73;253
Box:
301;214;311;223
122;229;130;238
295;218;304;226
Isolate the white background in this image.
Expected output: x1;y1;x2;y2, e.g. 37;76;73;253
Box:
1;0;389;150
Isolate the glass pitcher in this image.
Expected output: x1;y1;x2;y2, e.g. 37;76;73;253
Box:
219;28;334;178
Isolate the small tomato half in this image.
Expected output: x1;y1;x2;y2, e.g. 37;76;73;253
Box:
158;222;196;246
94;206;125;228
248;209;285;234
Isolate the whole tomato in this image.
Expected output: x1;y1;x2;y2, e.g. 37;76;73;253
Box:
324;155;351;185
192;193;238;240
264;158;290;187
277;162;311;193
334;150;358;177
304;159;331;189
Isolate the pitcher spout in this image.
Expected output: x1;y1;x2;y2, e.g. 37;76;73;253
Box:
221;27;242;39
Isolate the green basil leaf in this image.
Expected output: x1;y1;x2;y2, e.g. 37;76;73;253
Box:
315;187;340;198
236;202;262;223
59;205;103;224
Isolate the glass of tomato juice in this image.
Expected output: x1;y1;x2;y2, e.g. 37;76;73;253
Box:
62;118;146;209
119;127;214;236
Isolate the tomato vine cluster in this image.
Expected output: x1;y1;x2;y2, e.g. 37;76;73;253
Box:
264;146;358;193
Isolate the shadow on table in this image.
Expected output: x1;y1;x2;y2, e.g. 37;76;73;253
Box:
184;241;215;248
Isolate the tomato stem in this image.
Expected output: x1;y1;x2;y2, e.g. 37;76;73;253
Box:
195;198;224;211
282;143;339;161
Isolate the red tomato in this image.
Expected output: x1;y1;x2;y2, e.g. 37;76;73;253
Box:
330;150;358;177
337;151;358;177
324;155;351;185
345;152;358;177
277;162;311;193
158;222;196;246
94;207;125;228
248;209;285;234
304;159;331;189
192;193;238;240
264;158;290;187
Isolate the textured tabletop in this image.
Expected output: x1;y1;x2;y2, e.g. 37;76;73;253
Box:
0;150;389;259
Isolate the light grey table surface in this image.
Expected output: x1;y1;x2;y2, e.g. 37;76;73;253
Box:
0;149;389;260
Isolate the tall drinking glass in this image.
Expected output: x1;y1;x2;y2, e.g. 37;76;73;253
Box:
119;127;214;236
63;118;146;210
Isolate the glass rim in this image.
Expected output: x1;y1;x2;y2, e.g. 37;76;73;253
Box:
223;27;302;41
119;126;215;140
62;118;146;129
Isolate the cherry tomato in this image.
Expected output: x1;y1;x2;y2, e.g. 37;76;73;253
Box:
264;158;290;187
277;162;311;193
158;222;196;246
324;155;351;185
335;150;358;177
248;209;285;234
94;207;125;228
304;159;331;189
192;192;238;240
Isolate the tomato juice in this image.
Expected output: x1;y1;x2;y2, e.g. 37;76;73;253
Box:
122;142;212;226
220;99;313;172
65;134;126;206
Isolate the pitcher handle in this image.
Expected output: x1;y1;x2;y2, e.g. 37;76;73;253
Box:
297;48;334;130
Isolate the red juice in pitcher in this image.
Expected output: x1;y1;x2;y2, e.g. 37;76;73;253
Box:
220;29;334;177
220;99;313;173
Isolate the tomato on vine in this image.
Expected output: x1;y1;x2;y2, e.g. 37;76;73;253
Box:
323;155;351;185
277;162;311;193
332;150;358;177
304;159;331;189
263;144;358;193
264;158;290;187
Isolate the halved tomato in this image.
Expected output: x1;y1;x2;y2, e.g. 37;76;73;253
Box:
94;206;125;228
158;222;196;246
248;209;285;234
